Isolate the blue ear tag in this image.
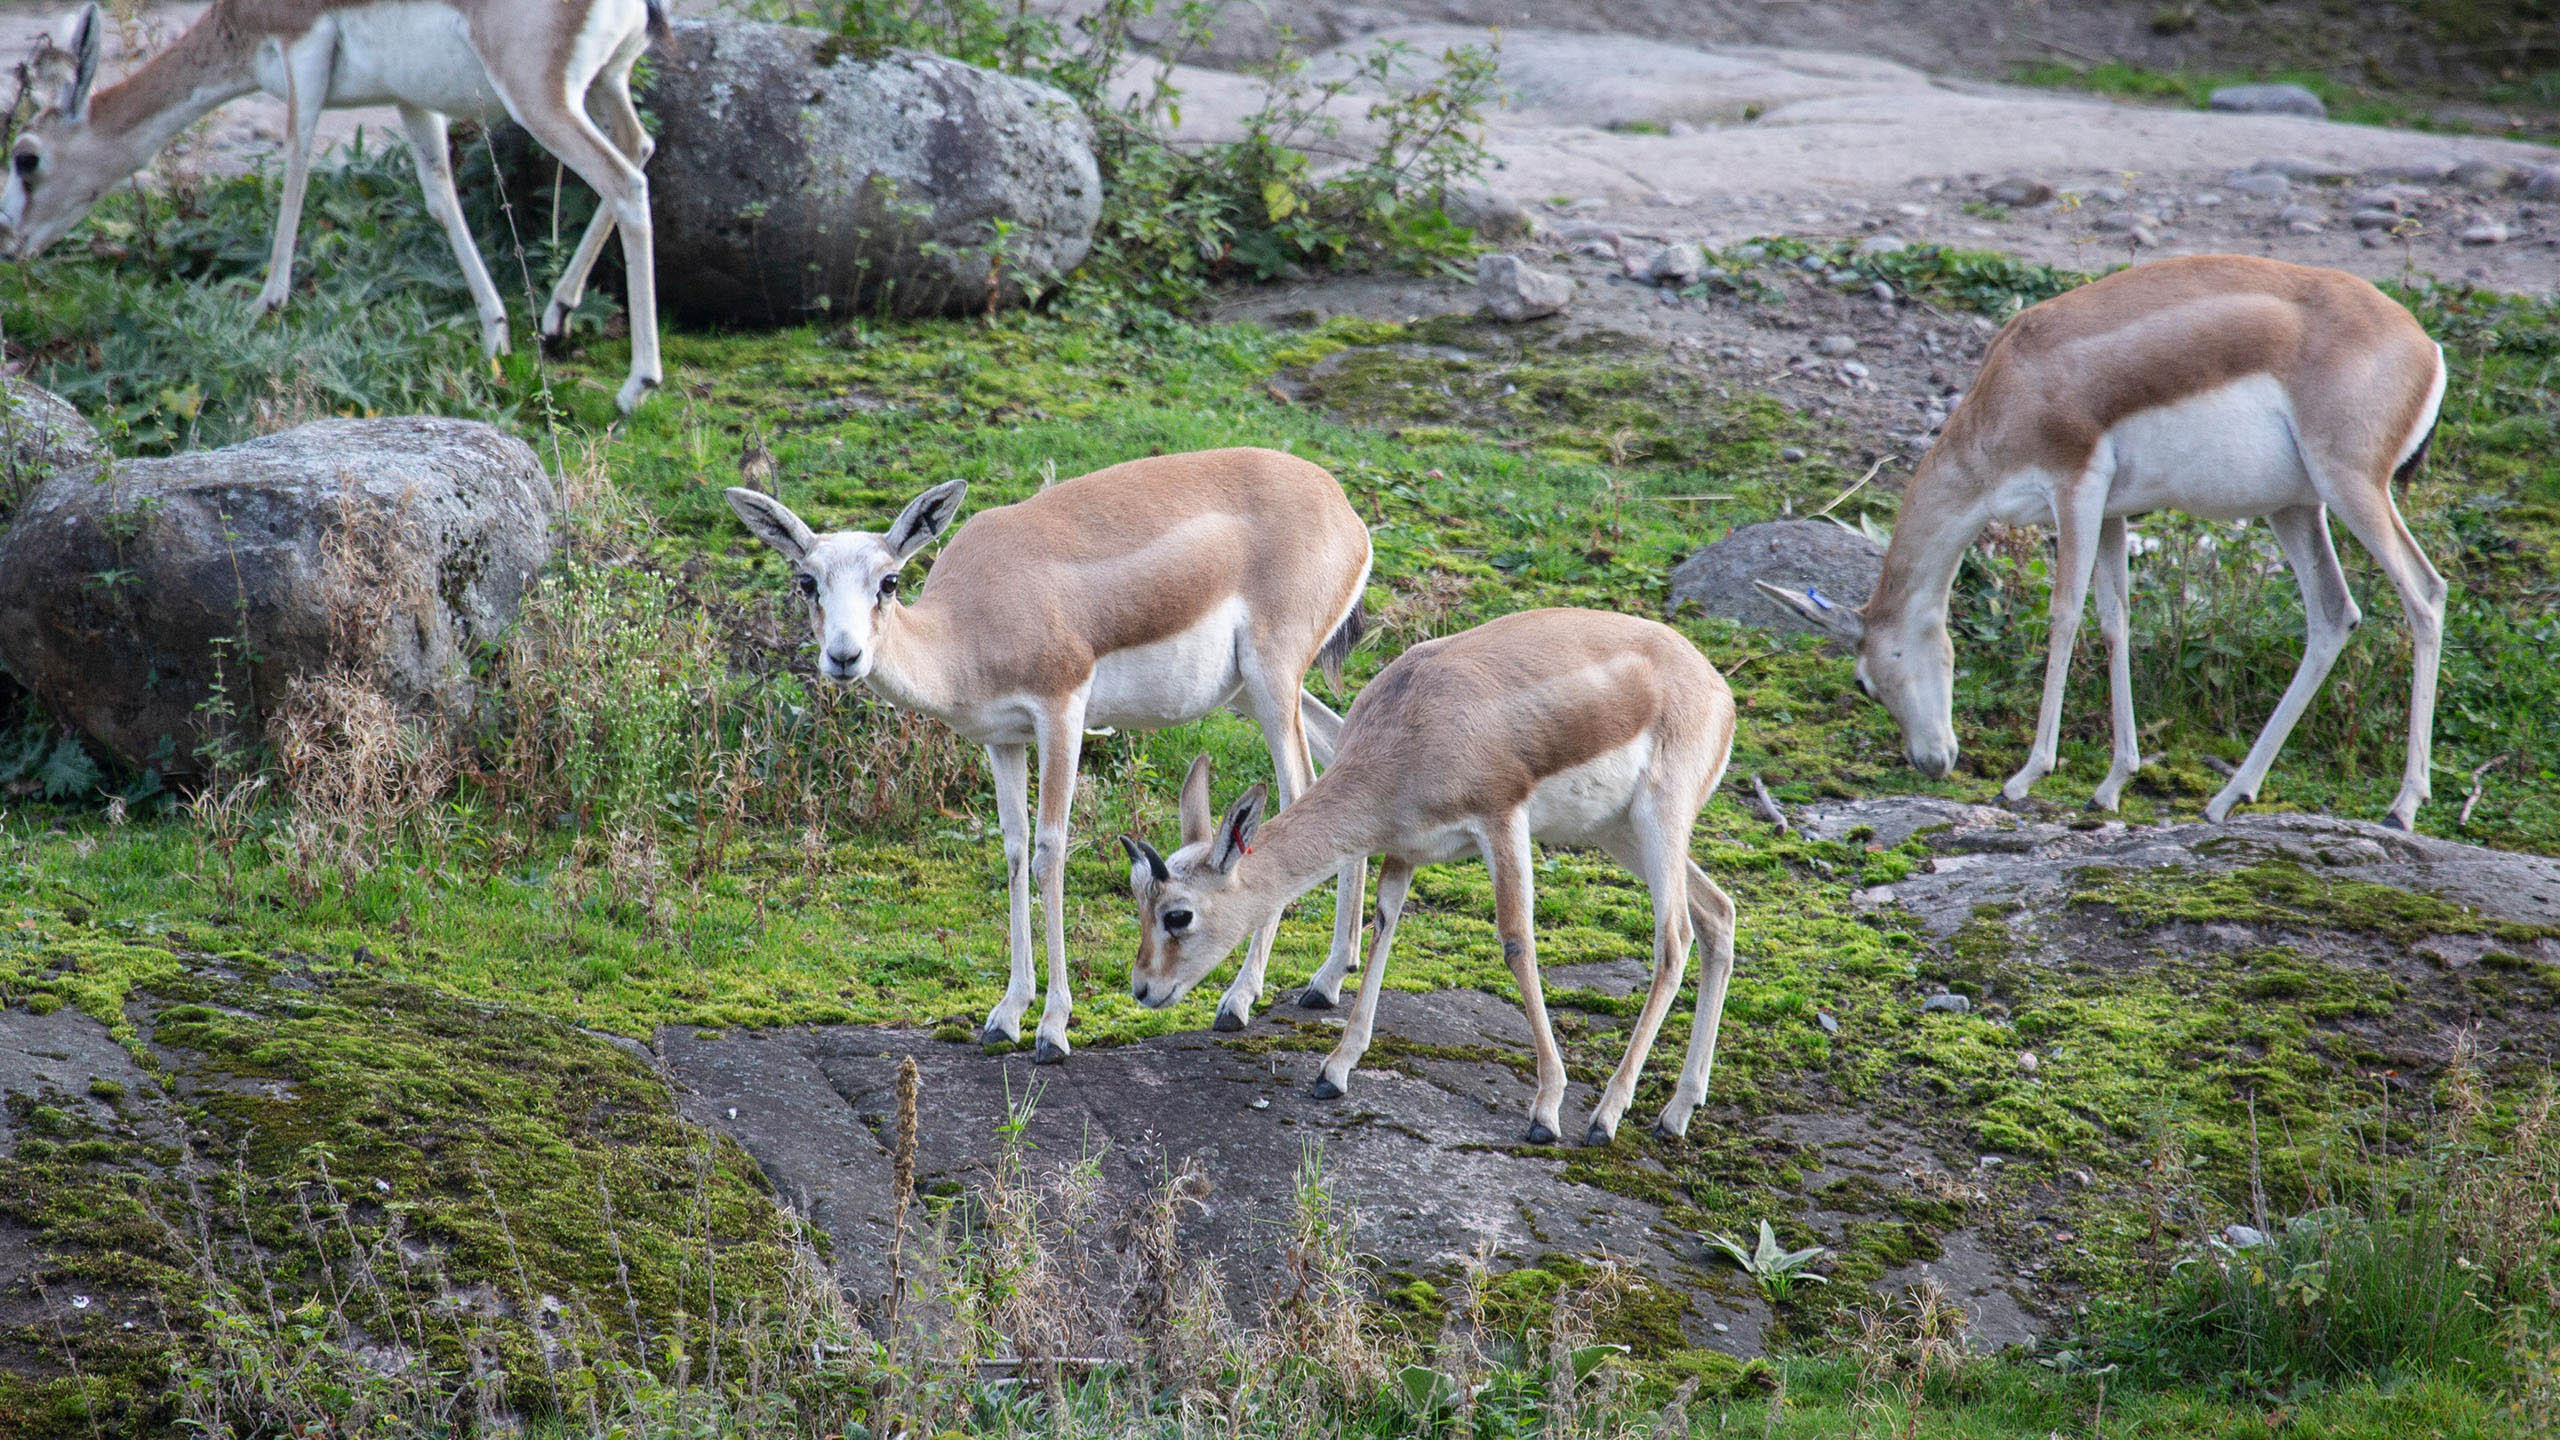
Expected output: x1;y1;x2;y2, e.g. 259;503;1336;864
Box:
1807;587;1834;611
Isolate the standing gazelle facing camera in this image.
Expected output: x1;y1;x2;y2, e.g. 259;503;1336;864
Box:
1121;608;1742;1147
1;1;668;413
727;448;1372;1064
1759;254;2448;828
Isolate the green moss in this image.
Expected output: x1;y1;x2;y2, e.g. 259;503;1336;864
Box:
2070;860;2558;946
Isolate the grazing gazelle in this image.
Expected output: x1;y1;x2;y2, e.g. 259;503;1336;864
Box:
1120;608;1742;1147
1;1;667;413
1759;254;2447;828
726;449;1372;1064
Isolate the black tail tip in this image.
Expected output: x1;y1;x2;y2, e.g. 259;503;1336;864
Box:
1317;599;1365;689
643;0;674;46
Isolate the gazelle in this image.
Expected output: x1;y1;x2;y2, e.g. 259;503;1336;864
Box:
1119;607;1742;1147
1;1;667;413
1759;254;2447;828
726;448;1372;1064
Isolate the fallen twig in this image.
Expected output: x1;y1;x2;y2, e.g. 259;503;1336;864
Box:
1750;774;1790;835
1813;457;1888;519
2458;754;2508;828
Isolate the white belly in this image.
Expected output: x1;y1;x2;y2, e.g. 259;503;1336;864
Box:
281;5;508;118
1521;734;1652;845
2104;374;2315;521
1083;597;1247;731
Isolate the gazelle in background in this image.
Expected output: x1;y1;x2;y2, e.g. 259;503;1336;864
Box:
1;1;668;413
1760;254;2447;828
728;449;1372;1064
1120;608;1741;1147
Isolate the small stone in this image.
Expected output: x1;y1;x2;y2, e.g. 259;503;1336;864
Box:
2526;166;2560;201
2452;159;2518;194
1978;1154;2006;1169
2249;156;2353;183
1779;446;1808;462
1921;992;1971;1015
2093;209;2157;232
1250;1095;1270;1109
1869;281;1895;302
1443;186;1534;242
2364;159;2458;183
1894;202;1929;219
2017;1050;2039;1074
2130;226;2161;247
2286;220;2322;234
1813;333;1858;357
2087;185;2130;204
1839;359;1869;380
1983;175;2054;207
1816;1010;1839;1035
2223;170;2292;198
727;1106;739;1120
2209;82;2326;119
1711;1321;1730;1334
2223;1223;2270;1248
1854;234;1908;257
1631;240;1705;286
2460;220;2510;246
1477;253;1574;322
2068;1168;2094;1188
2277;203;2324;226
2348;208;2403;232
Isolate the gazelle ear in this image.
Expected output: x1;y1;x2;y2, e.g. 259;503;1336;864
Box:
1752;580;1867;643
1178;754;1214;848
726;486;817;563
1120;834;1168;888
1209;785;1265;875
885;479;967;563
59;4;98;120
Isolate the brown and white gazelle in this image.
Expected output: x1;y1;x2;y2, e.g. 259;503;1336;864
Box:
1759;255;2447;828
727;449;1372;1064
1;1;667;412
1121;608;1741;1147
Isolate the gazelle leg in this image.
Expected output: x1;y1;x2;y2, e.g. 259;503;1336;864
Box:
1312;857;1414;1100
2320;486;2445;830
979;743;1037;1046
2089;516;2143;811
1215;697;1316;1031
1291;688;1368;1010
2003;454;2113;803
1485;812;1567;1144
1585;815;1697;1146
541;40;652;343
2206;505;2362;822
485;57;662;412
1654;860;1738;1139
1028;701;1087;1064
397;106;511;357
253;40;335;317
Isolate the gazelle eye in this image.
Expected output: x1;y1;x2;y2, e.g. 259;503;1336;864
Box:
793;573;818;598
876;572;899;598
13;151;37;178
1162;908;1192;934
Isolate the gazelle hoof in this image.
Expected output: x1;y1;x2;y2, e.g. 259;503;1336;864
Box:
1296;987;1337;1010
1649;1119;1685;1142
1581;1120;1616;1148
1310;1075;1344;1100
1523;1121;1560;1146
1212;1007;1247;1033
1032;1038;1069;1066
978;1022;1017;1047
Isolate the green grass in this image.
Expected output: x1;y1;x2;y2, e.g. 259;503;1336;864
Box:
2011;58;2560;143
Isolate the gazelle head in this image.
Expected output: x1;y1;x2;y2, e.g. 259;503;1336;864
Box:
2;6;122;260
1121;756;1266;1009
726;480;967;684
1754;581;1958;779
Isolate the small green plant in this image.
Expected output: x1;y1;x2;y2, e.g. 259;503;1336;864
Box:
1706;1218;1833;1302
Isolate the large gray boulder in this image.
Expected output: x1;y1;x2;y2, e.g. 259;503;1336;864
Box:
642;21;1102;325
0;418;554;773
1668;519;1883;639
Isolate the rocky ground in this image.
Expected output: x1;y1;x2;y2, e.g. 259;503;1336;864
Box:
654;801;2560;1354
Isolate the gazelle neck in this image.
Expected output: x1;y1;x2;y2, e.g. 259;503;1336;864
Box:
1869;452;1994;636
862;597;966;719
1230;777;1383;928
89;18;262;164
